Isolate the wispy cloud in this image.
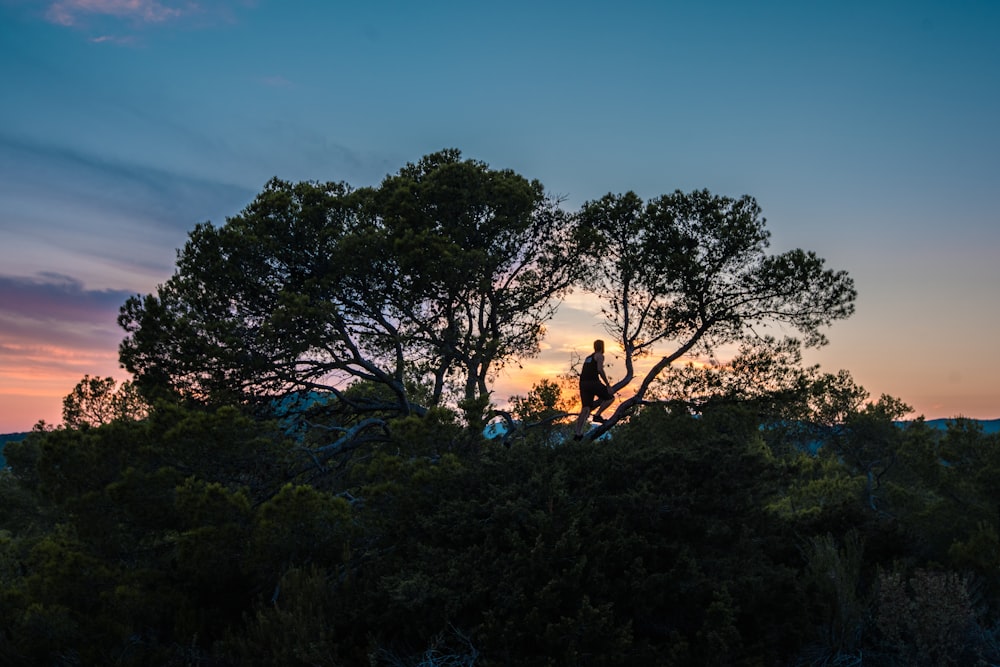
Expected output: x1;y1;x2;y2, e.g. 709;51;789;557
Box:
0;272;131;351
259;74;294;88
0;132;256;283
89;32;138;44
45;0;189;27
38;0;258;42
1;270;131;308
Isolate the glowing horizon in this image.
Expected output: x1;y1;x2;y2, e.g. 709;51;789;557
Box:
3;289;996;434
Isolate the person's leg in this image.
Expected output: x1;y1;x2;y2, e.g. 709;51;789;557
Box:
574;403;591;436
591;385;615;422
575;385;595;436
592;396;614;421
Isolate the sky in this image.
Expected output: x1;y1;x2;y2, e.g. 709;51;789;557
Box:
1;0;998;433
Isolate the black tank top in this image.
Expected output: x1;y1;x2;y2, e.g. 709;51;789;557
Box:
580;354;599;382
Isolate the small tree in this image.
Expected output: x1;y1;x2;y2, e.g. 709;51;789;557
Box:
61;375;148;429
509;378;573;424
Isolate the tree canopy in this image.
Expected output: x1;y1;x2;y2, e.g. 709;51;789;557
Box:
61;375;148;429
577;189;856;435
119;150;585;420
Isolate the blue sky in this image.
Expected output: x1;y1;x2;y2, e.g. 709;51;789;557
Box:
1;0;998;431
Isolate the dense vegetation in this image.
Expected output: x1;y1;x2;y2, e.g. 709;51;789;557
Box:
3;151;994;665
4;398;1000;665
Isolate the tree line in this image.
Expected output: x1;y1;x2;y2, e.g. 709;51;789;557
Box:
116;148;854;432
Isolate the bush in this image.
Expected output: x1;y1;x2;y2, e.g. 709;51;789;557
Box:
875;568;981;666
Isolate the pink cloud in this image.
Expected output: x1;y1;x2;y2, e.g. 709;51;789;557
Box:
0;273;132;327
0;273;129;370
45;0;190;27
36;0;259;44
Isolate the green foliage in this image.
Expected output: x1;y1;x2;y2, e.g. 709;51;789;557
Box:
0;404;290;663
249;483;353;574
879;418;1000;610
223;565;349;667
387;405;473;457
332;404;814;665
7;386;1000;664
798;532;868;661
173;477;252;587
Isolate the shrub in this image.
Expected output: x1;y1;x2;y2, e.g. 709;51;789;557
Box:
875;568;980;666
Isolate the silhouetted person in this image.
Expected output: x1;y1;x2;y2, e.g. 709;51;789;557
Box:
574;339;615;439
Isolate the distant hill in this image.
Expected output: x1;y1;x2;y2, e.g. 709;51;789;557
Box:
922;418;1000;434
0;432;30;468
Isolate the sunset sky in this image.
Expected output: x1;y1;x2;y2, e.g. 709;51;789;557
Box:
1;0;998;433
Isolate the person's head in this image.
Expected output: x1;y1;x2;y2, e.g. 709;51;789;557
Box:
593;339;604;353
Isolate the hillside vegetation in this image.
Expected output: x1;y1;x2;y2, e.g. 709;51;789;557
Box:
3;401;1000;665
